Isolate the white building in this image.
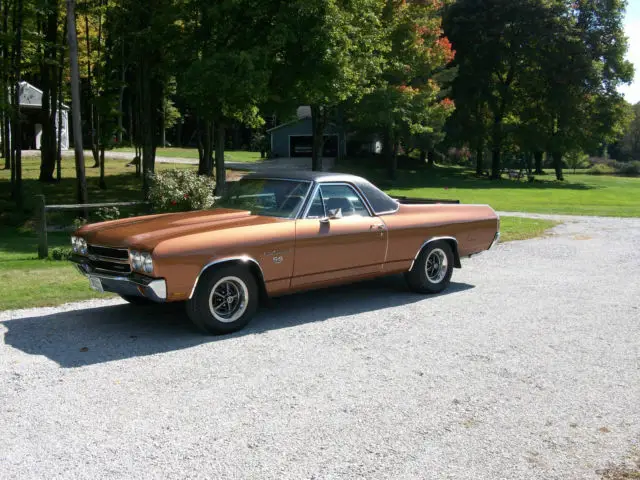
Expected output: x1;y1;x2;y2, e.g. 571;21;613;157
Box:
1;81;69;151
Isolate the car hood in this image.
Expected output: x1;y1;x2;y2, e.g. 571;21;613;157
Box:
76;208;283;250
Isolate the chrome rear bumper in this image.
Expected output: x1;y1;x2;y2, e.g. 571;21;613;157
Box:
489;231;500;249
70;255;166;302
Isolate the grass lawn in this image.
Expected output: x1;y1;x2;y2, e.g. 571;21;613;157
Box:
0;155;614;311
499;217;558;242
113;147;263;163
0;216;552;310
0;227;116;310
0;156;244;310
339;163;640;217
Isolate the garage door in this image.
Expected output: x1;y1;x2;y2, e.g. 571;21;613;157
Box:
290;135;338;157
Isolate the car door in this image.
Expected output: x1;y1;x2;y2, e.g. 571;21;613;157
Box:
291;183;388;288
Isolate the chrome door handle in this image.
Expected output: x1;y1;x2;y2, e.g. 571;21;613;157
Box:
370;224;385;230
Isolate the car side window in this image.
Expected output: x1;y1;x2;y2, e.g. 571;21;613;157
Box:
306;189;326;219
306;184;370;218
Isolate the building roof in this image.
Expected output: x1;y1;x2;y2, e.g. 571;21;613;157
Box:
18;81;69;110
266;117;307;133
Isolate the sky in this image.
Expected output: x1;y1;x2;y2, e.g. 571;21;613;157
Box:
620;1;640;104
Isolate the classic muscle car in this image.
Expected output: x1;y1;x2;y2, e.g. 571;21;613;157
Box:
70;171;500;334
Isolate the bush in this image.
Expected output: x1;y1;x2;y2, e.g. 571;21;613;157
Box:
50;247;72;261
148;169;216;213
564;150;589;172
72;217;88;230
615;161;640;176
95;206;120;222
587;163;615;175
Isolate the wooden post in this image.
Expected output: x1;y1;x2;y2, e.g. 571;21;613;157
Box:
36;195;48;259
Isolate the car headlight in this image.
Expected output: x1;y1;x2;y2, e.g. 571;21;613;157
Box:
130;250;153;273
71;236;87;255
130;250;143;270
142;252;153;273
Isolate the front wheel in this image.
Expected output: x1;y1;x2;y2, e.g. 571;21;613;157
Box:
186;265;259;335
405;241;454;294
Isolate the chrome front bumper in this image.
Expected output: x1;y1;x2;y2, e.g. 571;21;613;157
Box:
71;255;167;302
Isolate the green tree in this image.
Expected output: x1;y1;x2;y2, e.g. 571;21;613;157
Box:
270;0;386;171
620;102;640;160
179;0;271;193
444;0;558;179
535;0;633;180
351;0;455;178
108;0;179;197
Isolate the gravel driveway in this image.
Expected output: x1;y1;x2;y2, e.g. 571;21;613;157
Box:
1;215;639;479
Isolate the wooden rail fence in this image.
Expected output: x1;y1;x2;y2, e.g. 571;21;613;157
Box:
35;195;148;259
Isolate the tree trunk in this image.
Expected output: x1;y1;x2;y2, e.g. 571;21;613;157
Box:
475;148;483;175
66;0;88;205
310;104;325;171
196;118;205;174
116;43;125;144
383;127;395;180
128;90;133;146
490;111;503;179
140;63;155;198
197;119;213;176
427;150;435;168
99;146;106;189
534;151;544;174
214;121;226;195
2;111;9;168
2;0;9;168
56;20;67;182
525;152;532;175
551;151;564;181
39;0;60;183
11;0;24;207
490;148;501;180
84;12;99;168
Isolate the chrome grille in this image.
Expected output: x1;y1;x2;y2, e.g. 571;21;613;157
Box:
87;245;131;274
87;245;129;260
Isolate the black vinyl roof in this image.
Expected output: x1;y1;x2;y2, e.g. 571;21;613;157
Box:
243;170;363;183
242;170;400;214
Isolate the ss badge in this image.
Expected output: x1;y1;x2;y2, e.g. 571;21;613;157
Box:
272;255;283;264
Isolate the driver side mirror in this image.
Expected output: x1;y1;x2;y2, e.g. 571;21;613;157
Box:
320;208;343;223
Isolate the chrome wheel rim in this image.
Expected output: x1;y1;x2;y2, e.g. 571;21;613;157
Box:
208;276;249;323
425;248;448;284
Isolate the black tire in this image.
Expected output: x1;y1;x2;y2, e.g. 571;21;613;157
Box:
119;294;155;305
186;265;259;335
405;240;454;294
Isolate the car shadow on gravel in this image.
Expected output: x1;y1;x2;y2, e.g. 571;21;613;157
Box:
1;275;474;368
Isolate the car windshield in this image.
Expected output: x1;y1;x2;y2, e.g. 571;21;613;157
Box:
217;179;312;218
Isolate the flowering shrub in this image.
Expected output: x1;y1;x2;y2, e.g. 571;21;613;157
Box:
148;169;216;213
587;163;615;175
96;206;120;221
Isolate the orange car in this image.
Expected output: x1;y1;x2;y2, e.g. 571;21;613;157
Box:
70;172;499;334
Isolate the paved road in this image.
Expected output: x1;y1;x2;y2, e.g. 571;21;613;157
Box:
1;216;639;479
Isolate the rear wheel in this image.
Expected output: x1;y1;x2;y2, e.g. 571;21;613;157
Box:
405;241;454;294
186;265;259;335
